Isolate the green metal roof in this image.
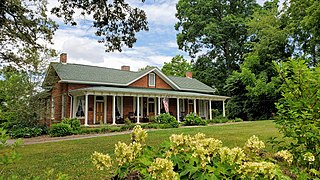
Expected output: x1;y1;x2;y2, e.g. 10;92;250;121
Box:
69;86;229;100
51;62;149;85
46;62;216;93
168;76;215;93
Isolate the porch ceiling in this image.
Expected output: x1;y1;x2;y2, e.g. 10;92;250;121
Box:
69;86;229;101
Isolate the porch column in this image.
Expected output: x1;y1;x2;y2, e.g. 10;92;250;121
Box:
137;96;140;123
112;95;116;125
93;95;96;124
85;94;88;126
194;99;197;113
158;97;160;115
177;98;180;123
209;100;212;120
69;96;73;118
223;100;226;117
104;96;107;124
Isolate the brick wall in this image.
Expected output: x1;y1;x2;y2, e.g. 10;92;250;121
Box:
123;96;133;119
129;74;172;90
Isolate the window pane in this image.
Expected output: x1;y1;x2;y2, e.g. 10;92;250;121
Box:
149;73;155;86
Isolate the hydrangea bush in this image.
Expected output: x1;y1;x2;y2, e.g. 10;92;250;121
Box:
91;125;320;179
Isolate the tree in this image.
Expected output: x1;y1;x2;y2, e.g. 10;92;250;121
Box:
175;0;259;94
283;0;320;65
139;65;157;71
161;55;192;77
51;0;148;52
225;1;292;120
1;0;148;69
0;0;57;69
275;59;320;169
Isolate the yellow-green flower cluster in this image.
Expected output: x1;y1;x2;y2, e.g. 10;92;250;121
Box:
148;158;178;180
303;152;315;163
169;133;222;167
239;161;279;179
244;135;265;153
274;150;293;165
115;141;142;166
91;151;112;170
131;125;147;144
219;147;246;165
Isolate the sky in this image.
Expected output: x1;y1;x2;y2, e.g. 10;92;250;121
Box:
48;0;270;71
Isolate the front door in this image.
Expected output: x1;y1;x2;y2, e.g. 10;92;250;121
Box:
96;102;104;123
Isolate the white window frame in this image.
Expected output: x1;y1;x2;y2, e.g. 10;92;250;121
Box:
149;73;155;86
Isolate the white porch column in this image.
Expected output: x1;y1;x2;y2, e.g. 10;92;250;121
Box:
137;96;140;123
85;94;88;126
194;99;197;113
112;95;116;125
177;98;180;122
104;96;107;124
158;97;161;115
121;96;124;118
223;100;226;117
209;100;212;120
69;96;73;118
93;95;96;124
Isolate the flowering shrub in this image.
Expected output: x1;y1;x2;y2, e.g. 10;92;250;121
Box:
91;125;320;179
155;113;179;128
184;112;207;126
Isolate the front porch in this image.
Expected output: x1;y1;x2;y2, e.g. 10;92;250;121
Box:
69;87;228;126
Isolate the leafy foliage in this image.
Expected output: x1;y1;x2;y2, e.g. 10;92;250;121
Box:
61;118;81;132
274;59;320;171
176;0;258;94
184;112;207;126
91;125;320;179
49;123;73;137
0;0;57;69
9;126;47;138
0;128;22;174
155;113;179;128
51;0;148;52
161;55;192;77
224;1;290;120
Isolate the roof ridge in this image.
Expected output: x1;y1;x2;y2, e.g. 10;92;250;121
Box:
54;62;140;73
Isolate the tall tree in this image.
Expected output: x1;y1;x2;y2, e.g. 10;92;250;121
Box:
175;0;259;94
51;0;148;52
0;0;57;69
161;55;192;77
225;0;292;120
283;0;320;65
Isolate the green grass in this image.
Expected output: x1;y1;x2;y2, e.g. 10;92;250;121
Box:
2;120;282;179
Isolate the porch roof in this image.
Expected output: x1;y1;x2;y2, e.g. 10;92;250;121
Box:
69;86;229;101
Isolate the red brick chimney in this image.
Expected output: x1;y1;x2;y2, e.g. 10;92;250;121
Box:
121;65;130;71
186;71;192;78
60;53;67;63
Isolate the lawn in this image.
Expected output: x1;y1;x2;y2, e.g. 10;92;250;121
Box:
2;120;282;179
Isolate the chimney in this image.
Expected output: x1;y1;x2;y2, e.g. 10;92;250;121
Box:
121;65;130;71
186;71;192;78
60;53;67;63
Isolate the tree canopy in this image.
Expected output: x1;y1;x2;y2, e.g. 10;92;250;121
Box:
175;0;259;94
161;55;192;77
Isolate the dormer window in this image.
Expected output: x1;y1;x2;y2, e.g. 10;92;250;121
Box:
149;73;155;86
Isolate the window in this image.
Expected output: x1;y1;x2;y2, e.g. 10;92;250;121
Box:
149;73;155;86
76;96;85;117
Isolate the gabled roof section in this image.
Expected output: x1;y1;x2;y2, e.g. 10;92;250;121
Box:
43;62;216;93
50;62;149;86
168;76;216;93
127;67;180;90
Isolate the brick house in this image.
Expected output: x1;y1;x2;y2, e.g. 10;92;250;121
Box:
42;53;229;125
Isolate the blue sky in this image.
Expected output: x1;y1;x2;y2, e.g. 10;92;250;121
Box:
48;0;271;71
